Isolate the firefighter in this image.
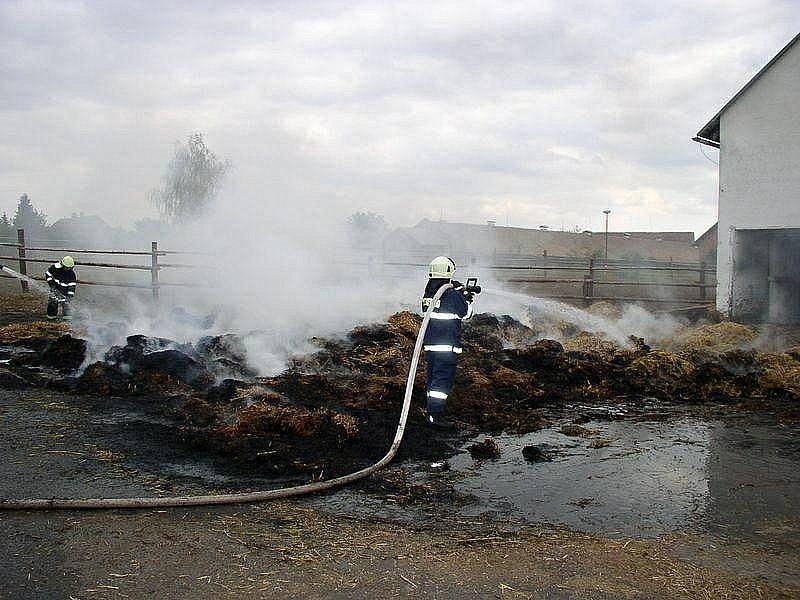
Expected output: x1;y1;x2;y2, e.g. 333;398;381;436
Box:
44;256;77;321
421;256;475;427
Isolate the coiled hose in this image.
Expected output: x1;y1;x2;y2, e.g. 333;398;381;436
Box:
0;285;453;510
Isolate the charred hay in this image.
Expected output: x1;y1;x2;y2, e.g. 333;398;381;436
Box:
522;444;552;462
467;437;501;459
1;311;800;480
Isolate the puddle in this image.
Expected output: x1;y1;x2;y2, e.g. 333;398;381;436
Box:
312;414;800;540
449;416;800;538
451;419;712;537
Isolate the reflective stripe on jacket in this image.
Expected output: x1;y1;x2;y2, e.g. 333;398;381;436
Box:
420;278;471;351
44;262;77;297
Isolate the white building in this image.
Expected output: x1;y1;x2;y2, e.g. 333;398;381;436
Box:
695;33;800;324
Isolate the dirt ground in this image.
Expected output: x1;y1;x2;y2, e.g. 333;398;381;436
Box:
1;388;798;600
4;501;796;600
1;290;799;599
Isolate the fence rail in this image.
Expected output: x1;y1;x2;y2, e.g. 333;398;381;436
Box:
1;229;716;307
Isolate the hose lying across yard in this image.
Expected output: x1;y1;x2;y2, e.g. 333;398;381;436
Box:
0;285;454;511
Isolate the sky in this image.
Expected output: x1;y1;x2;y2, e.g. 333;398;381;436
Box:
1;1;798;235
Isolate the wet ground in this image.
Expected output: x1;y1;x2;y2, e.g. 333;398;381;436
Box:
311;406;800;545
1;388;799;597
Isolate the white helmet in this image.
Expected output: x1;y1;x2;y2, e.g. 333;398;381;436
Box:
428;256;456;279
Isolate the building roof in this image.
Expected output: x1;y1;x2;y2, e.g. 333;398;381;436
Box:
694;32;800;148
384;219;700;262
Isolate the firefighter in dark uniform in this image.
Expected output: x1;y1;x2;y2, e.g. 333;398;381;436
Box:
421;256;475;427
44;256;77;321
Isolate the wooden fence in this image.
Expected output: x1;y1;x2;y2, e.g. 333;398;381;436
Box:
1;229;716;307
376;255;716;307
0;229;200;299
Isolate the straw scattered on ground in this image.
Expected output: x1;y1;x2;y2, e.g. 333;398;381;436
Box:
0;320;69;343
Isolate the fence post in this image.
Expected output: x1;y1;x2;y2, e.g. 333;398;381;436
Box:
699;262;707;301
151;241;159;300
583;257;595;306
16;229;28;292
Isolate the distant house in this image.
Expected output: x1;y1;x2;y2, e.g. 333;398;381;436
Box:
48;214;119;247
382;218;700;265
694;33;800;324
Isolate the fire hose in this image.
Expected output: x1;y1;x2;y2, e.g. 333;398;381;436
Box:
0;283;454;510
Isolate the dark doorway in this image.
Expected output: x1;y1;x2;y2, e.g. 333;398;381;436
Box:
732;228;800;324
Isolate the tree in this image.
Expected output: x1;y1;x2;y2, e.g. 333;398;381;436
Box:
346;211;388;248
149;133;230;223
0;212;11;239
12;194;47;235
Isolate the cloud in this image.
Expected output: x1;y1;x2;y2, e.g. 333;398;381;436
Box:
0;0;797;234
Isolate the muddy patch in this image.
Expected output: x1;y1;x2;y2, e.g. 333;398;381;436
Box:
307;410;800;545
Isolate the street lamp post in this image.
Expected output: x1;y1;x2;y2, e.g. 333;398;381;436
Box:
603;209;611;262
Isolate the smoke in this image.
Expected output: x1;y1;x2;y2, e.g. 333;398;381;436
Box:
70;185;422;375
65;181;687;375
477;285;682;348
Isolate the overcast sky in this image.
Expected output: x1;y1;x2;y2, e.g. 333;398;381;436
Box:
1;1;798;234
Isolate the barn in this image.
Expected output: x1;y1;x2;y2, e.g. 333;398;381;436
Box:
694;33;800;324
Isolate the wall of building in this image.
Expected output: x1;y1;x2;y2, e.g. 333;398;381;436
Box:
717;40;800;316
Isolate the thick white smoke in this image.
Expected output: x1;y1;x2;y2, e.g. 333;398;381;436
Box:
69;183;684;375
74;187;421;375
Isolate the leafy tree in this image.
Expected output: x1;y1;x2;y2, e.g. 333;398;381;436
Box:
346;211;388;248
0;212;11;239
149;133;230;223
12;194;47;235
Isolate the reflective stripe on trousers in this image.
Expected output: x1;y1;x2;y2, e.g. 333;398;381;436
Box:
423;345;462;353
425;350;458;415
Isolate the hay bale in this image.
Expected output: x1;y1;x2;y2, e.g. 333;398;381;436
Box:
226;404;323;437
134;371;194;396
223;402;359;440
388;311;421;338
180;397;218;427
758;353;800;396
41;335;87;372
332;413;360;438
564;332;620;361
360;346;408;369
586;300;623;321
627;349;695;382
489;366;545;402
671;322;758;353
77;362;131;396
0;321;69;344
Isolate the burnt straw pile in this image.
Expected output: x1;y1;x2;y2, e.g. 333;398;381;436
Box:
0;313;798;476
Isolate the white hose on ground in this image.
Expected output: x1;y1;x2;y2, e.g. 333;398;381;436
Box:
0;284;453;510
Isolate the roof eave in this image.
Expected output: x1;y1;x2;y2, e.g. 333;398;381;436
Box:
692;134;720;149
692;32;800;149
